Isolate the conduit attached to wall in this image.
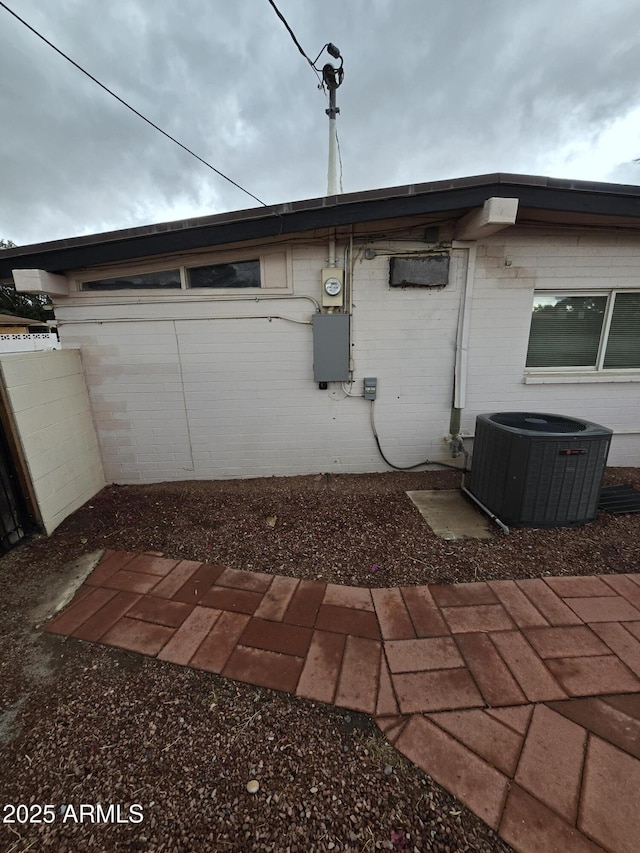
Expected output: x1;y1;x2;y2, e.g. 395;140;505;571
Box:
57;315;313;326
56;293;321;311
452;240;477;412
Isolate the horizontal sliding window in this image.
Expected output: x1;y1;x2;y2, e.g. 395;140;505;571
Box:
82;270;181;291
526;291;640;371
76;253;285;293
187;259;260;289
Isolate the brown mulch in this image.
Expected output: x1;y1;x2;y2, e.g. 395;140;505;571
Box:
56;467;640;586
1;468;639;852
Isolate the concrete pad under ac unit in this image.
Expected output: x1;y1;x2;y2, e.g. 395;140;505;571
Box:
406;490;493;540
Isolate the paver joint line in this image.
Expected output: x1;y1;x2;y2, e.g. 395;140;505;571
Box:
42;551;640;853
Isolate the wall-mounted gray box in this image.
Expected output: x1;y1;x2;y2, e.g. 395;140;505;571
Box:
364;377;377;400
312;313;350;382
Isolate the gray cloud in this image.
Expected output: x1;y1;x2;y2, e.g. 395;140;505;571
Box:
2;0;640;245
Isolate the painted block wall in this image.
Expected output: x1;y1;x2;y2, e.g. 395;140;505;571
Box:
52;228;640;483
0;349;105;532
345;246;465;468
54;245;466;482
462;229;640;466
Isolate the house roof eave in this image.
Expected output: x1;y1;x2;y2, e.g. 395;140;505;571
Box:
2;172;640;278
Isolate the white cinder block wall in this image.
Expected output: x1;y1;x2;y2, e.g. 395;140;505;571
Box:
463;229;640;466
0;349;106;531
55;244;466;482
53;227;639;483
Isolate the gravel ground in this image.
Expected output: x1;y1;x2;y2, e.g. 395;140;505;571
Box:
1;468;639;852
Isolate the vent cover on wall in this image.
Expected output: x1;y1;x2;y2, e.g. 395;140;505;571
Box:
467;412;612;528
389;255;450;287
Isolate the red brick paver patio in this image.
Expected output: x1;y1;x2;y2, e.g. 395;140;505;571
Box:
45;551;640;853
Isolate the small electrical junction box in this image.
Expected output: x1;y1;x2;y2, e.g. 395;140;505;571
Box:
364;377;377;400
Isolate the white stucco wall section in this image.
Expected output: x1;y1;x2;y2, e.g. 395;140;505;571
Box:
51;229;640;483
348;247;465;467
0;349;105;532
55;245;466;482
462;230;640;466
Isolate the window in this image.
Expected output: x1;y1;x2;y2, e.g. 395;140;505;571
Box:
187;259;260;289
76;250;287;293
526;291;640;371
82;270;181;291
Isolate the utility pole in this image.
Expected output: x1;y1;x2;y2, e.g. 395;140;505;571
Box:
315;43;344;196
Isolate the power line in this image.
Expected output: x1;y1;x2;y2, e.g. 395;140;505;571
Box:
265;0;325;90
0;0;270;209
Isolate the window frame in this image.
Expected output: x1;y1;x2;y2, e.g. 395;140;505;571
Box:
524;288;640;374
72;248;291;295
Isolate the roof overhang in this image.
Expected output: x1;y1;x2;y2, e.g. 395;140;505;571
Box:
2;172;640;279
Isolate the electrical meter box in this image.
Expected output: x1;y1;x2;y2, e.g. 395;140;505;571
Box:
312;313;350;382
321;268;344;307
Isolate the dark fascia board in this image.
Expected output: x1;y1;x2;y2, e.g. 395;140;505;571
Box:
3;172;640;277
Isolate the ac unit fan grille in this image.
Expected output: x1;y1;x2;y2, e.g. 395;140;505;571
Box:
490;413;587;433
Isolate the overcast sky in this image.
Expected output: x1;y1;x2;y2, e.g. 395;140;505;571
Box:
2;0;640;246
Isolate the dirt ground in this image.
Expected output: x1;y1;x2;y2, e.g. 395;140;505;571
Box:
1;468;639;852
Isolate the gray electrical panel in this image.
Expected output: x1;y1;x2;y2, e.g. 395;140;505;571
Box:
312;313;350;382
